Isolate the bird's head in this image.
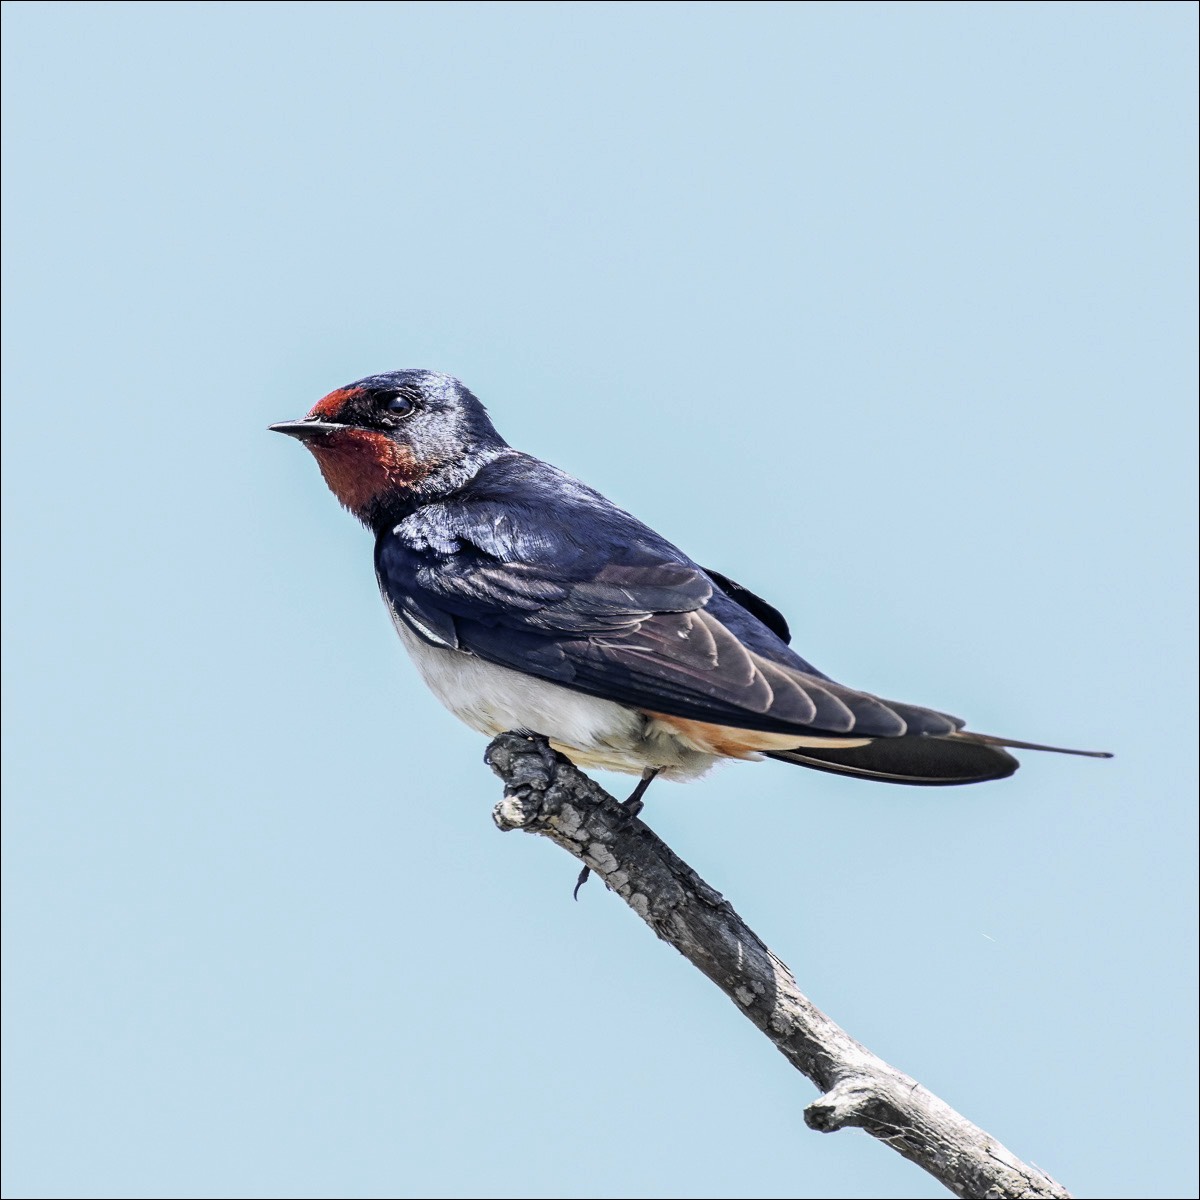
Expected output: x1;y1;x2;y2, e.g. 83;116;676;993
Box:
271;370;508;527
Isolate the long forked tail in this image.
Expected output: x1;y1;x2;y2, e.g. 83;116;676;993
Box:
766;730;1112;787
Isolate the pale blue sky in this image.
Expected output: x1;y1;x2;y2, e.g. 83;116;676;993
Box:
2;3;1196;1198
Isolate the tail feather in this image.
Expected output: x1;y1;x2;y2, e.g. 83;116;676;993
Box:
948;730;1113;759
767;727;1112;786
767;736;1019;786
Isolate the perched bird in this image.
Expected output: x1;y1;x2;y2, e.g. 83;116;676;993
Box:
272;370;1110;799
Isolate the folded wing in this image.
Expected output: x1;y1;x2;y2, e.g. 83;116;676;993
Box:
375;472;963;743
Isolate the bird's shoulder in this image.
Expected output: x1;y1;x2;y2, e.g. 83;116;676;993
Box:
380;451;702;580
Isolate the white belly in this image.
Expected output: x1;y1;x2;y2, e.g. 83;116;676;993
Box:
389;617;722;781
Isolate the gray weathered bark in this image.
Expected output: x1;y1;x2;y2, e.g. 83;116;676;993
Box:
486;732;1071;1200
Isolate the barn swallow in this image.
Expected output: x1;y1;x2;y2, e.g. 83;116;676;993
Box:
271;370;1110;795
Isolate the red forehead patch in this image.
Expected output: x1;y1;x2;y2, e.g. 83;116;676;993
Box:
306;386;366;421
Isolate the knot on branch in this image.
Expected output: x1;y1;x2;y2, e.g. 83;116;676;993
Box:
486;733;560;831
485;734;614;867
805;1079;878;1133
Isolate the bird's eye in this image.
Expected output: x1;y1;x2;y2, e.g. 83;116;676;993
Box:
384;394;416;418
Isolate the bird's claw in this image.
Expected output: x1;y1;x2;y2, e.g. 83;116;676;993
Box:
573;865;591;900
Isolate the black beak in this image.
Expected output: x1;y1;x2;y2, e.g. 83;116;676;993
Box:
269;420;350;441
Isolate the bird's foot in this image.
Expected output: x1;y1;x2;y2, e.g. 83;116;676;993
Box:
621;767;660;816
573;768;660;900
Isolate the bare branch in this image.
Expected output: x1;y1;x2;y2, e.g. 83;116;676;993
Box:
487;733;1072;1200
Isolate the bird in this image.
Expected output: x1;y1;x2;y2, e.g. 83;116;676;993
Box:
271;370;1110;802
